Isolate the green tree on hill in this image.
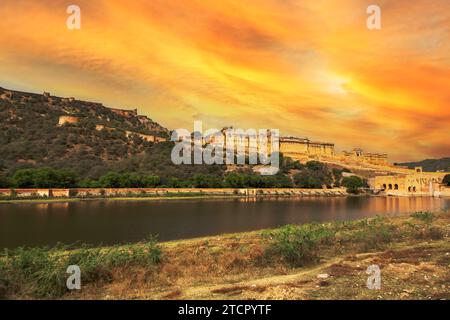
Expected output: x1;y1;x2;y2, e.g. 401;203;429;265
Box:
77;179;101;188
11;168;76;188
293;161;333;188
224;173;246;188
99;172;122;188
166;177;187;188
342;176;366;194
11;169;35;188
332;168;344;187
141;175;160;188
305;161;326;171
0;174;10;188
293;171;323;188
192;174;223;188
443;174;450;186
97;172;161;188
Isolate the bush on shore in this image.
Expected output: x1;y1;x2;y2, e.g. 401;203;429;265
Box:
342;176;367;194
443;174;450;186
264;223;336;267
0;237;161;298
263;212;445;268
410;211;434;224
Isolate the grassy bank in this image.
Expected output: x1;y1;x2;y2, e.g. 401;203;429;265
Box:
1;211;449;300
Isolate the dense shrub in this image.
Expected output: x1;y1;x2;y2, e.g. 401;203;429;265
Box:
410;211;434;224
265;224;335;267
349;219;396;250
443;174;450;186
266;225;320;267
192;174;223;188
293;161;333;188
11;168;77;188
342;176;366;194
0;174;9;188
98;172;160;188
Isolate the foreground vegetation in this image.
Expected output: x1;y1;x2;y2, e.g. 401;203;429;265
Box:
1;211;448;300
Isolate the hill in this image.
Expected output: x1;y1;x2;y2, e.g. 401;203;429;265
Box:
395;158;450;172
0;86;355;189
0;87;192;179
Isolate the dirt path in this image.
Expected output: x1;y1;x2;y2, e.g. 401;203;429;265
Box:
100;240;448;300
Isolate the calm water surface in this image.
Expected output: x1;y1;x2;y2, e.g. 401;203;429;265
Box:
0;196;449;248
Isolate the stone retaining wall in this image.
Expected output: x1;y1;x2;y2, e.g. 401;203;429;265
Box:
432;185;450;198
0;188;347;198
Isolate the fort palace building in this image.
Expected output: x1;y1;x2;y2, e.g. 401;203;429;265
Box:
374;167;450;197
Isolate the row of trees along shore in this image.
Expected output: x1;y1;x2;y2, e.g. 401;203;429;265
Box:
0;160;372;193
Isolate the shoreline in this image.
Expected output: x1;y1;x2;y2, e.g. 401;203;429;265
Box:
0;188;349;204
0;193;446;205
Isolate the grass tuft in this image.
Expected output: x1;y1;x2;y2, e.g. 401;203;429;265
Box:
410;211;434;224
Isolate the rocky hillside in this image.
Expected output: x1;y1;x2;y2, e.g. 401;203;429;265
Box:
395;158;450;172
0;86;172;178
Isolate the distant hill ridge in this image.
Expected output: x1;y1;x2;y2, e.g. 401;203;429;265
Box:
395;158;450;172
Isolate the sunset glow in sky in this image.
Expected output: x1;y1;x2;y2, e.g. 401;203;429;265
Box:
1;0;449;161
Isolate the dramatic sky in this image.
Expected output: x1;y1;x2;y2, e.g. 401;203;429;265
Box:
1;0;449;161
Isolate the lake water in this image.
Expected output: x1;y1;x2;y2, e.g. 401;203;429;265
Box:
0;196;449;249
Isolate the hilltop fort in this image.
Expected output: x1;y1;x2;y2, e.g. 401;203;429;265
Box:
1;86;448;193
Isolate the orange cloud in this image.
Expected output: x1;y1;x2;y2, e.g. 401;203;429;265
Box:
0;0;449;161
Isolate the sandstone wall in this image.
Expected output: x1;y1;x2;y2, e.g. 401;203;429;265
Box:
374;170;449;197
0;187;348;198
125;131;167;143
432;185;450;198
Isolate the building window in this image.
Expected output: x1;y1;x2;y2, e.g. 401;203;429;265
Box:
388;184;393;190
394;184;399;190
